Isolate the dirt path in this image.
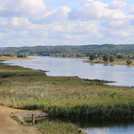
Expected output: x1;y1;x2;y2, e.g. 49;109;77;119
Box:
0;106;41;134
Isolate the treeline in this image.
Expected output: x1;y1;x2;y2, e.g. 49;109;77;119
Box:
89;53;133;65
0;44;134;58
0;52;27;58
89;53;134;60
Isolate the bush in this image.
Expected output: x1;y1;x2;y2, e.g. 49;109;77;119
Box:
126;59;132;65
17;53;27;58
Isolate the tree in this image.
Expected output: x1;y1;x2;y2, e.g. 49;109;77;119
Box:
126;59;132;65
103;54;109;62
89;54;95;61
17;53;27;58
109;55;115;62
117;54;123;59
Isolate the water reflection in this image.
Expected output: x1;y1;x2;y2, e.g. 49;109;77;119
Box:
81;119;134;134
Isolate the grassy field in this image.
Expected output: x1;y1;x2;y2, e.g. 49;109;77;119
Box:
84;59;134;66
0;62;134;133
37;119;82;134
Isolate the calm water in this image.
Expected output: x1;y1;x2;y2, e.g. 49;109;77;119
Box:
3;56;134;134
4;56;134;87
37;119;134;134
81;120;134;134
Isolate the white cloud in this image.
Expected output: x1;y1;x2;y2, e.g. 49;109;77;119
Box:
30;6;71;24
11;17;30;27
0;0;46;17
0;0;133;46
0;0;71;24
69;0;127;21
108;0;127;9
108;20;128;28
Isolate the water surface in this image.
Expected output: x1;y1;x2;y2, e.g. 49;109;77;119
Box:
81;119;134;134
4;56;134;87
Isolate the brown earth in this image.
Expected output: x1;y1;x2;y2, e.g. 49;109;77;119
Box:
0;106;41;134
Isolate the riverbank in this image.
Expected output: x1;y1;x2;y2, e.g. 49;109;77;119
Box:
0;56;33;62
0;106;41;134
0;62;134;133
84;59;134;66
0;105;84;134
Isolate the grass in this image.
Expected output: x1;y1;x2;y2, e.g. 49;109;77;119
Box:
0;62;134;133
36;119;83;134
0;63;134;119
84;59;134;66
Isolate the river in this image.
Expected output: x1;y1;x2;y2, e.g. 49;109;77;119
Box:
4;56;134;87
3;56;134;134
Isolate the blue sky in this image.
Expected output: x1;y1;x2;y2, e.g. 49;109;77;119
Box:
45;0;82;9
0;0;134;47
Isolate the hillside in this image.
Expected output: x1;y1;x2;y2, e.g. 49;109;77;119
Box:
0;44;134;57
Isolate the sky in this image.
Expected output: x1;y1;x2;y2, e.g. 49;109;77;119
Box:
0;0;134;47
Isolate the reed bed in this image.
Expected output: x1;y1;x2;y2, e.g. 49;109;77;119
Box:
36;119;82;134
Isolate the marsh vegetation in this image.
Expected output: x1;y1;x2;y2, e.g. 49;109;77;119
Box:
0;62;134;133
0;63;134;118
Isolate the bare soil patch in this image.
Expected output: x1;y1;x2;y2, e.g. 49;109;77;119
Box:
0;106;41;134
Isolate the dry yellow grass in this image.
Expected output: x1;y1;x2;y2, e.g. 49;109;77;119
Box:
0;56;32;61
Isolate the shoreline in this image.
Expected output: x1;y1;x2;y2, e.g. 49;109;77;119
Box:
0;56;33;62
84;59;134;66
6;55;134;67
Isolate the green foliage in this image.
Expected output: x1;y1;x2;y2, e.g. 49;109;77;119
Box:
0;44;134;58
0;53;16;57
126;59;132;65
89;55;95;61
109;55;115;62
37;120;81;134
3;53;16;57
17;53;27;58
103;54;109;62
117;54;124;59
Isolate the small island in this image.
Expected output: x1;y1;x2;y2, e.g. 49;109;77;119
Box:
85;53;134;66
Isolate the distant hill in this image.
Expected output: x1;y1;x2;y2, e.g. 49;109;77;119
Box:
0;44;134;57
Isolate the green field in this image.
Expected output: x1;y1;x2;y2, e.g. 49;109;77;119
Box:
0;63;134;133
